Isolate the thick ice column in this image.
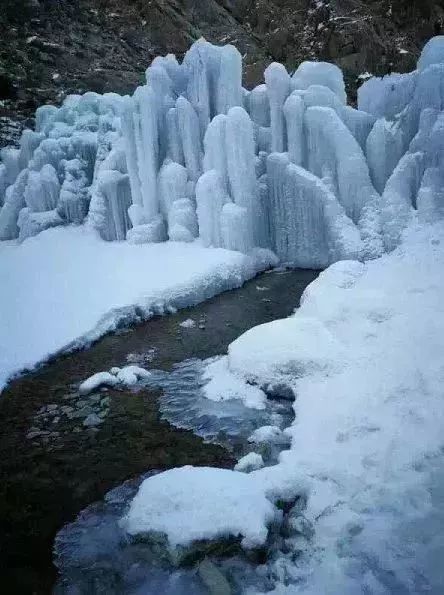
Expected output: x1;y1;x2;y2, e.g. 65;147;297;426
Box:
366;118;405;194
134;86;160;220
166;108;184;165
381;152;425;251
203;114;229;191
292;61;347;104
341;106;376;151
418;35;444;71
266;152;290;254
283;93;305;166
216;45;243;115
249;84;270;128
221;202;253;252
24;164;60;212
265;63;291;153
305;106;383;258
122;97;144;212
35;104;58;133
404;64;444;144
282;163;361;267
28;138;66;173
1;147;20;187
158;161;189;220
90;170;132;241
168;198;198;242
417;167;444;224
0;164;7;207
305;106;376;223
57;159;89;224
358;71;416;120
195;169;228;247
225;107;257;209
183;39;219;138
176;96;202;182
0;169;29;240
18;129;45;170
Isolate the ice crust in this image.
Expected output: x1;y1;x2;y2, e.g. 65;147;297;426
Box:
4;37;444;264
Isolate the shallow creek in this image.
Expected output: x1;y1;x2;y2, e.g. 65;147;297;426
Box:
0;267;318;594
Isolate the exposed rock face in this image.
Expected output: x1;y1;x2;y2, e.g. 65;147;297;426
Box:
1;0;443;146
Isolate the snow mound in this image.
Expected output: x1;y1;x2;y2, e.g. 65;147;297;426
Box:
228;315;343;386
121;466;278;549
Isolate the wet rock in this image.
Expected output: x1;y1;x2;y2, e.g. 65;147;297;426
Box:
263;383;296;402
198;559;232;595
70;406;93;419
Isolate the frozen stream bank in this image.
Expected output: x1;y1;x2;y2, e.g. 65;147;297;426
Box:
0;267;318;593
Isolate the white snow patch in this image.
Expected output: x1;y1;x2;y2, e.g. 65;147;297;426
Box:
179;318;196;329
79;371;119;395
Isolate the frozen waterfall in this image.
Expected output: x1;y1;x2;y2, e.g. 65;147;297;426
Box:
2;36;444;266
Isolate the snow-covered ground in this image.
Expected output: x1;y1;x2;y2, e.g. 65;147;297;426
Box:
125;221;444;593
0;226;275;392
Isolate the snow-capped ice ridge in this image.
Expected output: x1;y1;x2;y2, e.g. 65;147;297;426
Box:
2;37;444;266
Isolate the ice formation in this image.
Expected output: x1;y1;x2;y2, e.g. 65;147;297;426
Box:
2;36;444;265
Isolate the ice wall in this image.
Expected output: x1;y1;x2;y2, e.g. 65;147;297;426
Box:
2;36;444;266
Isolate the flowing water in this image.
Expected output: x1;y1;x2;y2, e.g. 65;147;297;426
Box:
0;267;319;594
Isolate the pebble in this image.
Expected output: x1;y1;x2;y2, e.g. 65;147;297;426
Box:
83;413;103;428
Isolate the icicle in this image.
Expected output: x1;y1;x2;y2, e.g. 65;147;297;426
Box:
158;161;189;220
221;202;253;252
176;96;202;182
366;119;405;194
264;62;291;153
166;108;184;165
57;159;89;224
216;45;243;115
249;84;270;128
203;114;229;192
168;198;198;242
283;93;305;166
196;169;228;247
0;169;29;240
24;164;60;212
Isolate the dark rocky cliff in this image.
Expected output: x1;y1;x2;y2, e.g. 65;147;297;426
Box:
1;0;443;146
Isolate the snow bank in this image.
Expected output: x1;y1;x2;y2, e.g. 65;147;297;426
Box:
0;226;275;392
229;221;444;592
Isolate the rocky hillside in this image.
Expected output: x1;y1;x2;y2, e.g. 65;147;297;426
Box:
1;0;443;146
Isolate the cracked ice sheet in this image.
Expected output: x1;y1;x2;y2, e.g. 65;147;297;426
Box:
0;225;276;392
232;222;444;594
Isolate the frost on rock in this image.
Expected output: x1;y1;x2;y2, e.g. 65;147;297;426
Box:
2;36;444;266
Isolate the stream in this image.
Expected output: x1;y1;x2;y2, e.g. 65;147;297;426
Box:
0;267;318;594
